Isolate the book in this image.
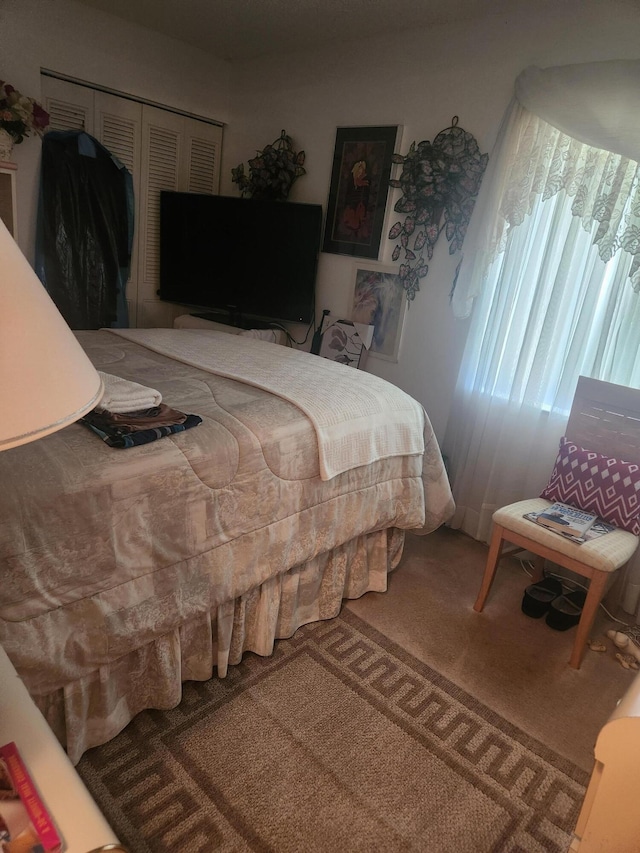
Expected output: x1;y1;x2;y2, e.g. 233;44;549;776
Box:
578;517;618;542
523;501;615;544
0;742;64;852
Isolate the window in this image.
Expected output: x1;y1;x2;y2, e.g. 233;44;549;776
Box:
444;81;640;543
464;170;637;412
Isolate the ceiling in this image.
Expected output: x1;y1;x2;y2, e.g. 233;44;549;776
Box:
74;0;544;62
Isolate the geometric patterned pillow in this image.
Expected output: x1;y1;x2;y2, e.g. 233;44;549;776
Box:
540;436;640;535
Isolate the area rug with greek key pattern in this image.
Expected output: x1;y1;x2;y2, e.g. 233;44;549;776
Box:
76;609;588;852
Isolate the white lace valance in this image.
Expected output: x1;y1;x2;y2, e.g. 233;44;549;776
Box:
497;110;640;279
452;60;640;318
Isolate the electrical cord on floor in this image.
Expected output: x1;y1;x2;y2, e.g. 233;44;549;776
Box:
518;559;534;578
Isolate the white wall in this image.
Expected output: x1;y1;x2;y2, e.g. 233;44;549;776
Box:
3;0;640;441
222;0;640;440
0;0;231;255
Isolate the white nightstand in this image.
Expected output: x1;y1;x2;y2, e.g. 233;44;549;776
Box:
0;646;126;853
571;669;640;850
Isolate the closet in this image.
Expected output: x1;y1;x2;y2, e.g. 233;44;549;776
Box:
41;75;223;328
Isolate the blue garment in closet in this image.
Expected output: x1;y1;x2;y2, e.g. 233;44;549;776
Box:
36;130;134;329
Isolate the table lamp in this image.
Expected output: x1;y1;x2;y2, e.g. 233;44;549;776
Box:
0;217;103;449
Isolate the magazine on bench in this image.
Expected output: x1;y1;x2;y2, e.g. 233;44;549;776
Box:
0;741;64;852
523;501;616;544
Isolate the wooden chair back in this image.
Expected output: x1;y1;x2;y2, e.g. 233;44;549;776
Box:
566;376;640;464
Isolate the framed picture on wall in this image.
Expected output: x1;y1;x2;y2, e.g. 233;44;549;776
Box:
318;318;369;368
351;263;407;363
322;125;400;259
0;163;18;240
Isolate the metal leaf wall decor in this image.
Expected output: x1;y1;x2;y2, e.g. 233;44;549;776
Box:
388;116;488;301
231;130;306;201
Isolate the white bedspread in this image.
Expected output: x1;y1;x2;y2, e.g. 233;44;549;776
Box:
107;328;425;480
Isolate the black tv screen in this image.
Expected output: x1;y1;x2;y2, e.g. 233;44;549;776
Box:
159;192;323;326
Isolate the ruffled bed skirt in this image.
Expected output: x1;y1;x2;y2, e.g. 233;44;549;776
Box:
35;527;405;765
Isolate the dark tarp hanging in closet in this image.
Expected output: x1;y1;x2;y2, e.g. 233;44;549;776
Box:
36;130;134;329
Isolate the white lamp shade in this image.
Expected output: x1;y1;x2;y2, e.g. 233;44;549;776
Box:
0;218;103;450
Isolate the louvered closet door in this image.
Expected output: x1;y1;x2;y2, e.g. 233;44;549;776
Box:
137;106;183;328
182;122;222;196
95;92;142;327
138;105;223;328
40;76;223;329
42;77;94;134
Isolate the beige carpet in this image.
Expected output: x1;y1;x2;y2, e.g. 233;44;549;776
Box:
347;527;637;771
78;615;587;852
76;527;636;852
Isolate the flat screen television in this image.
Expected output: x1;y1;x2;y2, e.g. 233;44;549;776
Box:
159;192;323;327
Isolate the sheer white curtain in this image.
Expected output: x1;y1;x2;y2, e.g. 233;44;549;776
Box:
443;61;640;615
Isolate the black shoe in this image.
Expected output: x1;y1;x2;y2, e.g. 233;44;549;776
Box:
521;577;563;618
545;589;587;631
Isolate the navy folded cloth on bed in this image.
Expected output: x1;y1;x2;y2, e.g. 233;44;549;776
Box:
80;410;202;448
85;404;188;432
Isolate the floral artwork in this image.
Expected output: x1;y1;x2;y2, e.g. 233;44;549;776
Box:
351;264;406;362
388;116;488;301
0;81;49;144
318;319;367;368
323;126;399;259
231;130;306;201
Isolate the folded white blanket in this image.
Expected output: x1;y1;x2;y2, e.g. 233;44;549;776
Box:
106;328;425;480
96;371;162;414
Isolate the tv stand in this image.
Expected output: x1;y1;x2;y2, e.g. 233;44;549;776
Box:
192;311;236;326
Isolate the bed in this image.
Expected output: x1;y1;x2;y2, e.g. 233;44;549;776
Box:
0;327;454;764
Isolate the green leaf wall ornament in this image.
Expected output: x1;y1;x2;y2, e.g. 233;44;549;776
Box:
388;117;488;301
232;130;306;201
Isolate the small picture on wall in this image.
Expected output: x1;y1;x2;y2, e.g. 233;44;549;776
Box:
323;126;400;260
351;263;407;363
318;318;367;368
